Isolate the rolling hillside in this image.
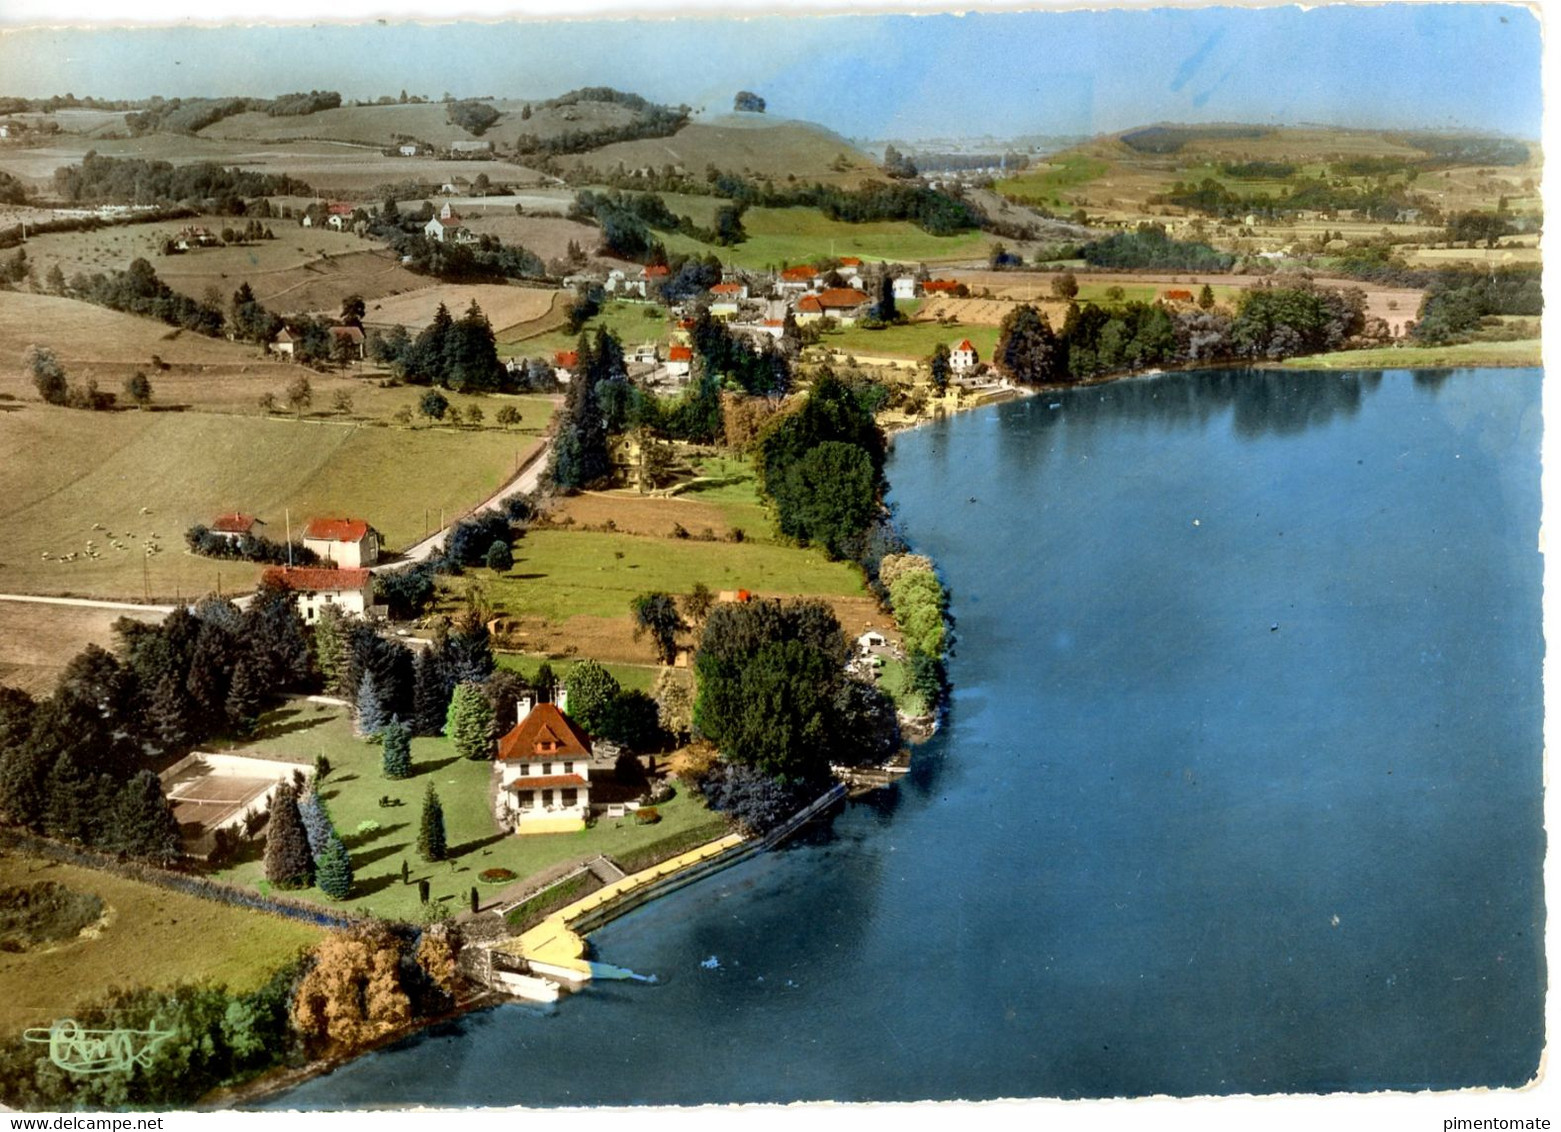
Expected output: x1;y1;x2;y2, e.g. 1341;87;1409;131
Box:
564;115;880;185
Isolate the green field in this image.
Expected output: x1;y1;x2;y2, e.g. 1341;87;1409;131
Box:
821;321;1001;362
0;853;320;1037
673;455;773;534
502;299;669;358
656;206;991;269
994;154;1111;205
877;657;928;717
1278;339;1541;369
488;528;866;622
211;702;726;921
494;653;660;693
0;407;549;599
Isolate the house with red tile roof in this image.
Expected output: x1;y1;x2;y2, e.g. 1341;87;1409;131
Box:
496;699;595;834
1162;289;1195;303
210;512;264;540
950;338;979;374
261;566;373;623
302;517;379;568
553;350;579;384
778;264;819;293
923;279;961;295
837;256;863;277
796;288;872;325
666;344;694;380
328;324;365;360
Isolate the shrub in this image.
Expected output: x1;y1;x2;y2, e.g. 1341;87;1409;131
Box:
633;806;661;825
479;867;517;884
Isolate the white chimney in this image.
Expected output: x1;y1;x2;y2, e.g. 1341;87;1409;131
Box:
516;694;534;724
556;686;569;714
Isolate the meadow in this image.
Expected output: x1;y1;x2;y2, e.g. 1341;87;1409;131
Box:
0;601;165;697
0;406;549;599
656;205;992;269
362;283;556;334
1277;339;1541;369
209;701;729;923
0;852;321;1037
503;298;667;357
564;116;880;187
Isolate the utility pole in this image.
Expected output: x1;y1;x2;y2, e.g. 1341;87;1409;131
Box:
285;509;293;567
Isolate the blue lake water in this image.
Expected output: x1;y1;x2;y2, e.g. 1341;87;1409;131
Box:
270;367;1544;1106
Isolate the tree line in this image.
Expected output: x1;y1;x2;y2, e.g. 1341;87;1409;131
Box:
52;154;314;208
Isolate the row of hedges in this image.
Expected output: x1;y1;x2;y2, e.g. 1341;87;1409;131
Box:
607;818;731;878
501;869;601;933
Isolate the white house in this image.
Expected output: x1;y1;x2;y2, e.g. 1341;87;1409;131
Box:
778;265;818;293
398;144;418;157
495;699;594;835
950;338;979;374
271;328;297;358
665;345;693;380
893;276;920;301
439;202;462;222
261;566;373;624
424;217;448;242
209;513;264;543
302;517;379;567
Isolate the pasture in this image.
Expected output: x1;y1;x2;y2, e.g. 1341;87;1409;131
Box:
362;283;556;334
210;701;729;923
822;320;1003;363
0;600;165;698
563;116;880;187
0;852;321;1037
0;407;548;599
657;205;992;269
16;218;425;315
459;213;618;267
502;298;667;357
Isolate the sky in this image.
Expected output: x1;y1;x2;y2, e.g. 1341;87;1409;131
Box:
0;3;1543;142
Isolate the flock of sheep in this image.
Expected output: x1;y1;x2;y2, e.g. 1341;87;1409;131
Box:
40;507;163;565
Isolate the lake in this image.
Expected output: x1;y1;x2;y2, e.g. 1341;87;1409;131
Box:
270;367;1544;1106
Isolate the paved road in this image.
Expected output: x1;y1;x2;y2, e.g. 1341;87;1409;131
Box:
371;437;552;573
0;593;176;614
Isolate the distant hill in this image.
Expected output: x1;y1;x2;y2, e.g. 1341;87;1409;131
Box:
995;122;1541;220
562;114;880;186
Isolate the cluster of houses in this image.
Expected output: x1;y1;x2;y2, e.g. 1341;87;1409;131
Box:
211;512;380;623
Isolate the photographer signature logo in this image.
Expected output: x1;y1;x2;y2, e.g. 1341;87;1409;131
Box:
22;1019;174;1075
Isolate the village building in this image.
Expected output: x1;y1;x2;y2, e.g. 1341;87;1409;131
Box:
553;350;579;384
261;566;373;624
495;699;594;835
837;256;863;278
210;512;264;543
797;288;872;325
923;279;961;296
302;517;379;567
665;344;694;379
271;328;297;358
1162;289;1195;304
950;338;979;374
439;202;462;222
641;264;671;291
893;276;920;301
398;144;419;157
778;265;819;293
328;325;366;359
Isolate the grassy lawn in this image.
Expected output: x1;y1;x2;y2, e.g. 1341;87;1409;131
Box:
495;653;660;693
0;853;321;1037
994;154;1111;205
675;454;773;534
0;409;548;599
656;206;991;269
1279;339;1541;369
823;321;1001;361
488;528;866;622
877;656;927;718
501;299;669;358
210;702;727;922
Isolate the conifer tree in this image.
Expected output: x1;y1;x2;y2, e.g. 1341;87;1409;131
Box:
417;782;447;862
356;668;388;736
105;769;183;863
315;831;353;900
298;788;332;861
412;649;451;736
264;781;313;889
147;670;196;751
311;604;350;695
445;683;496;760
225;650;267;733
381;717;413;779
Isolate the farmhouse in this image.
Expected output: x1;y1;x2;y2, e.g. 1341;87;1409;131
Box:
271;328;296;357
778;265;819;293
923;279;961;295
893;276;920;301
838;256;863;278
553;349;579;383
328;324;366;359
798;288;872;325
210;512;264;542
302;516;380;567
495;699;594;835
398;144;419;157
1162;289;1195;303
950;338;979;374
665;344;693;379
439;202;463;222
641;264;671;288
261;565;373;624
